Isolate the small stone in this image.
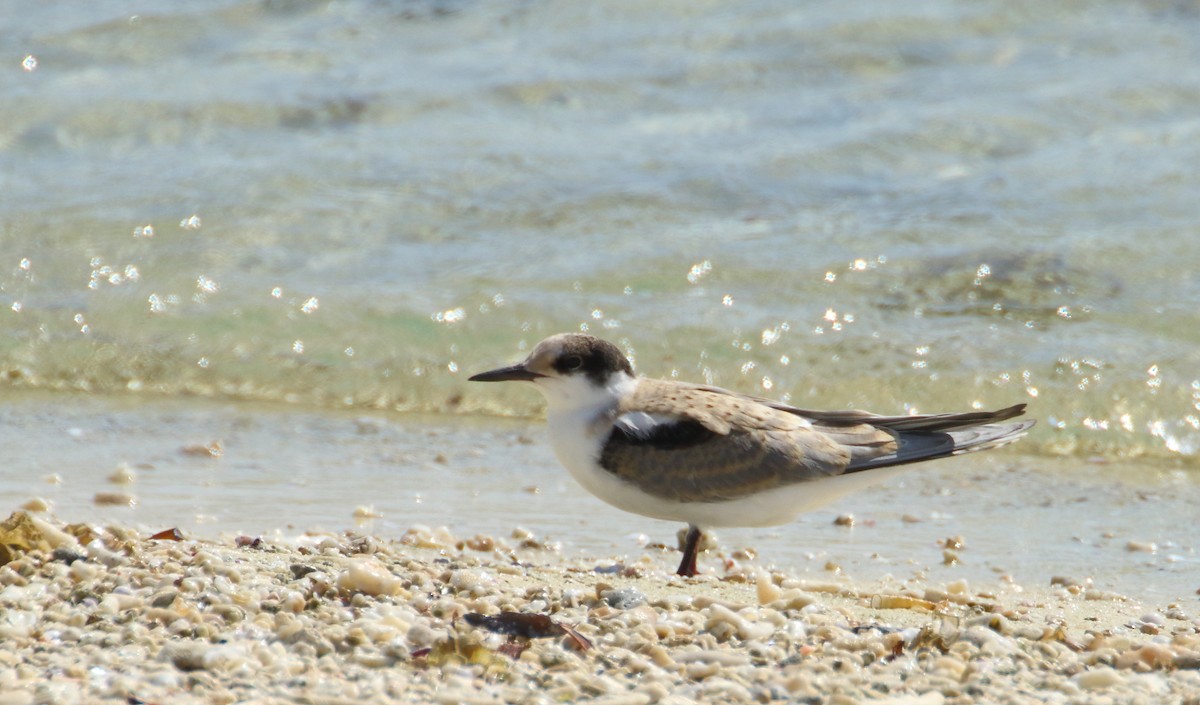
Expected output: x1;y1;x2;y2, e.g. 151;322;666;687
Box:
161;642;212;671
107;463;136;484
93;492;136;507
1073;667;1125;690
51;548;87;565
20;498;50;513
1125;540;1157;553
602;587;647;610
833;514;855;527
151;591;179;608
756;573;782;605
336;558;402;596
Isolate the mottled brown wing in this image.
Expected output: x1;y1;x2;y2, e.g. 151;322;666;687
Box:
621;379;805;435
598;420;856;503
671;380;1026;433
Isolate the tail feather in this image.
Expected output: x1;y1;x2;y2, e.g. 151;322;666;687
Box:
787;403;1028;433
846;418;1035;474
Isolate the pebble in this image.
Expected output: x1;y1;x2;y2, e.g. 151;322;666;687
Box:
602;587;647;610
19;498;50;513
755;573;781;605
107;463;137;485
336;558;403;596
1074;667;1125;690
92;492;136;507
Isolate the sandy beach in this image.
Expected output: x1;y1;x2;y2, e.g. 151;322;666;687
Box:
2;510;1198;705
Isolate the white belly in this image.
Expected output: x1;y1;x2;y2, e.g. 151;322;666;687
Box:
545;409;907;529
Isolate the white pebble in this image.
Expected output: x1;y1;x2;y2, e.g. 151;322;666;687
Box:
1073;667;1125;690
336;558;402;597
107;463;136;485
756;573;782;605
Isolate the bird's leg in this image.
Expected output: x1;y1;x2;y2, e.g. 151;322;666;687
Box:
676;524;702;577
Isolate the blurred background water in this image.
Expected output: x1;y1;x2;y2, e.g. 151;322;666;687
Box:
2;1;1199;595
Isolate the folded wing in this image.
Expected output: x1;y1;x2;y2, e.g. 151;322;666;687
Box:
599;381;1033;504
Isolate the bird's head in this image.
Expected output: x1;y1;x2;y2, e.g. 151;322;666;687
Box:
469;333;635;408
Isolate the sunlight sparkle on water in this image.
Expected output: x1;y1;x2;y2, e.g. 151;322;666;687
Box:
196;275;220;294
300;297;319;314
22;55;37;71
687;260;712;284
432;307;465;323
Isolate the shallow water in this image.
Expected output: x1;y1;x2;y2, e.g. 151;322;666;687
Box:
2;394;1195;602
3;0;1199;461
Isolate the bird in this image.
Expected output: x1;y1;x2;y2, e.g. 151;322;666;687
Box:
469;333;1034;577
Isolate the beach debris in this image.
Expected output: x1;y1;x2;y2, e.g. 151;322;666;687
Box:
149;528;185;541
51;547;88;564
20;497;51;512
412;634;510;671
872;594;937;612
460;534;496;552
0;511;82;565
235;535;264;549
834;513;855;527
353;505;383;519
93;492;136;507
108;462;137;484
336;557;404;596
601;586;647;610
463;611;592;652
180;440;224;458
939;535;966;550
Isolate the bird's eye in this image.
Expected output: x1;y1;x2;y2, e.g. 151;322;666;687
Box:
563;355;583;370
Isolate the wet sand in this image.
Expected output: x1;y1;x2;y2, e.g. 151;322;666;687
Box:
2;512;1198;705
3;393;1198;606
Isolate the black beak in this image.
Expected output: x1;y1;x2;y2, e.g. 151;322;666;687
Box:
468;363;545;382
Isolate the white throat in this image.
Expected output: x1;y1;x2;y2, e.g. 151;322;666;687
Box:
535;371;637;498
535;370;637;420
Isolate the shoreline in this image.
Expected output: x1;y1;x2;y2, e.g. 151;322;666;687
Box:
2;511;1198;704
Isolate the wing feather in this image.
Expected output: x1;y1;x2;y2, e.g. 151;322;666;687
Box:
597;378;1031;504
